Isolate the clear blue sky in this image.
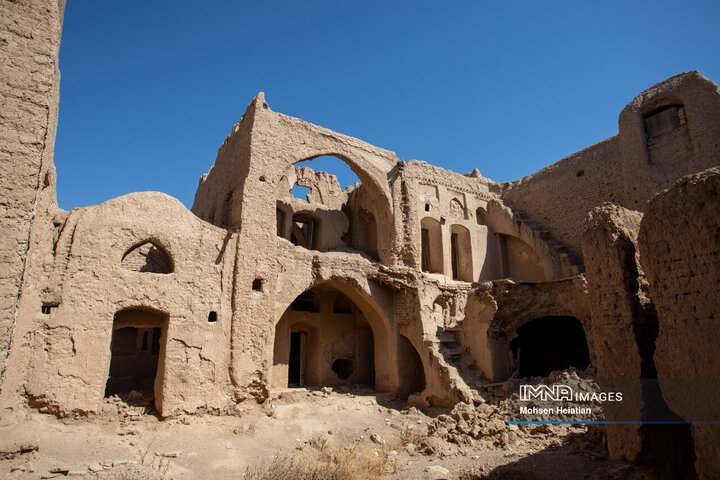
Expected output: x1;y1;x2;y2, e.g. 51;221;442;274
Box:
55;1;720;210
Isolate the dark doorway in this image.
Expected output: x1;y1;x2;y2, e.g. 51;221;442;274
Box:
288;331;307;386
105;308;168;409
450;232;460;279
105;326;162;396
398;335;426;400
510;316;590;378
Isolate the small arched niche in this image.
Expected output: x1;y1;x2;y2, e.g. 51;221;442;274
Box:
496;234;545;282
398;335;426;401
121;242;173;274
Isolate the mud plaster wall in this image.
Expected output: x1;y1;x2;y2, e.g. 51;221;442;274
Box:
0;193;234;417
0;0;65;390
581;204;649;463
402;161;497;280
638;166;720;479
502;71;720;263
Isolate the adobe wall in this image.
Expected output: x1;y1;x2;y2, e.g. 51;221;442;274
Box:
503;71;720;263
0;193;235;417
638;166;720;479
581;204;648;462
0;0;65;390
502;138;623;262
581;203;696;479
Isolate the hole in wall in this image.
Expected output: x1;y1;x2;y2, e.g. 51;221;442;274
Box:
576;169;585;177
252;278;264;291
332;358;354;380
291;184;311;202
425;204;431;212
208;311;217;323
41;304;58;315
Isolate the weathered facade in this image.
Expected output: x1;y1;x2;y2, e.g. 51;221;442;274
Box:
1;2;719;478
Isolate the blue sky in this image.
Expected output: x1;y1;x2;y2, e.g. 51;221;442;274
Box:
55;1;720;210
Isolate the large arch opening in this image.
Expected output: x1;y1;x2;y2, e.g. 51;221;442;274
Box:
105;307;168;408
273;284;379;390
420;217;443;274
509;316;590;378
275;155;388;260
397;335;426;401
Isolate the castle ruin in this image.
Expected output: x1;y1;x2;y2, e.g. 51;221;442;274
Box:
1;1;719;478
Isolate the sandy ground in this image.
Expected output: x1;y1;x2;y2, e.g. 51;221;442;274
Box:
0;388;645;480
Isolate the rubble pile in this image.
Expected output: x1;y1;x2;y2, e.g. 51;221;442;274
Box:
426;369;604;449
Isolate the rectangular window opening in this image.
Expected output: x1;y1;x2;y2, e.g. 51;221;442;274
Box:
41;304;58;315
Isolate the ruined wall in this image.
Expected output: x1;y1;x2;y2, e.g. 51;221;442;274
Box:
581;204;648;462
0;193;235;417
502;138;623;261
402;160;497;281
503;71;720;262
638;166;720;479
620;72;720;209
0;0;65;390
580;203;697;479
192;95;402;400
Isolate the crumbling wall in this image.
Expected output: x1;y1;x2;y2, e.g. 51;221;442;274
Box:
0;0;65;390
503;71;720;263
581;203;697;477
639;166;720;479
502;138;623;260
620;72;720;209
276;166;350;252
1;193;234;417
402;160;497;281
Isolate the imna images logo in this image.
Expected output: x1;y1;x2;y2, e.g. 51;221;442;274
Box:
519;384;623;402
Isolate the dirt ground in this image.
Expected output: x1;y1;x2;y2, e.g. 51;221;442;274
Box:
0;384;646;480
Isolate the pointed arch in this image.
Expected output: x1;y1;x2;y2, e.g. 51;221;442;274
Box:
121;241;173;274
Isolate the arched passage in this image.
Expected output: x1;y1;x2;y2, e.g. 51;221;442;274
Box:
272;281;393;391
398;335;426;400
509;316;590;378
105;307;168;408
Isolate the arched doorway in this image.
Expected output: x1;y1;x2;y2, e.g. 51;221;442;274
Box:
509;316;590;378
272;284;378;389
398;335;426;400
450;224;472;281
105;307;168;407
420;217;443;274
